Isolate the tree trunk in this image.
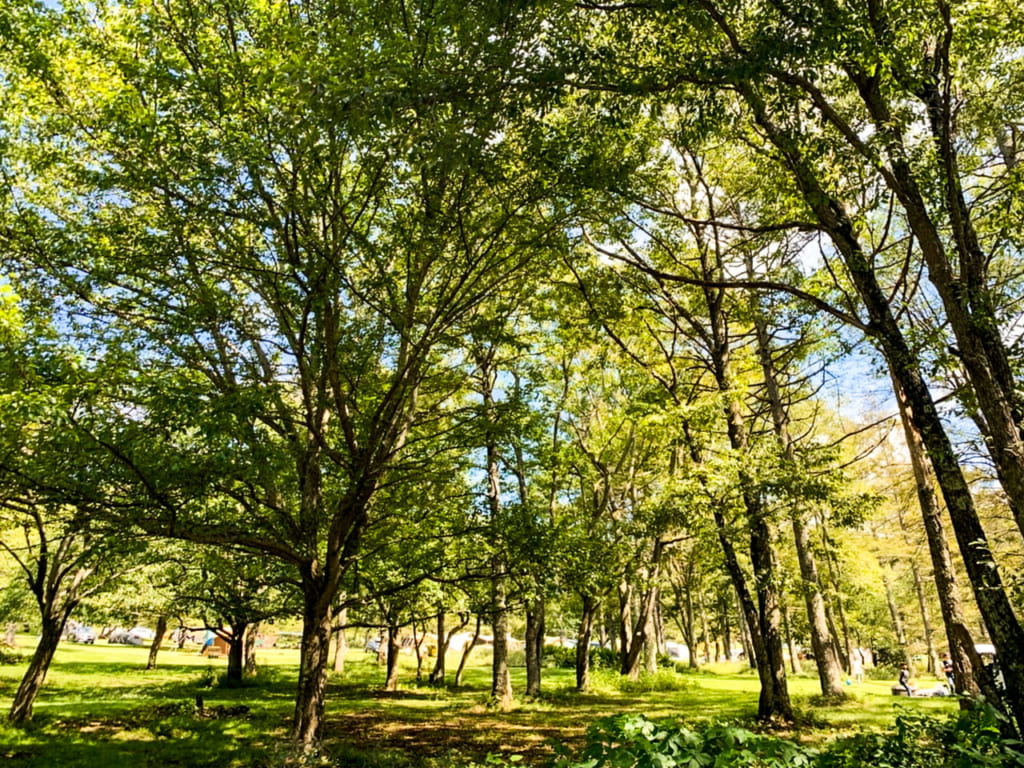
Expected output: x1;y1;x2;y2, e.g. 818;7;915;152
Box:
746;250;841;697
454;615;481;687
743;88;1024;732
892;376;994;707
880;563;913;671
490;566;513;708
576;594;599;692
292;588;334;745
525;598;544;697
332;608;347;675
617;581;632;671
245;621;260;677
793;517;844;695
9;614;66;724
698;588;712;665
384;623;400;691
429;609;447;685
226;622;248;683
781;600;801;675
910;563;938;674
720;593;733;661
146;615;168;671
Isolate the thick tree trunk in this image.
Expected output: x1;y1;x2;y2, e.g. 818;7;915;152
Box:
524;598;544;697
245;622;260;677
9;615;65;724
576;594;599;692
146;616;168;671
226;622;248;683
292;590;333;745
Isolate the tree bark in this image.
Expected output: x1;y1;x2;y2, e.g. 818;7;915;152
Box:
245;621;260;677
384;623;400;691
741;77;1024;733
9;614;66;724
892;376;994;707
524;598;544;697
292;586;334;745
576;594;599;691
454;615;481;687
226;622;248;683
146;615;168;671
429;609;447;685
332;608;347;675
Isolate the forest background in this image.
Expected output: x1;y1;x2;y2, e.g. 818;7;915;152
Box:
1;0;1023;759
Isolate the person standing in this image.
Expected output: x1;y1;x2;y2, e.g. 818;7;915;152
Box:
899;662;913;696
942;653;955;693
851;650;864;684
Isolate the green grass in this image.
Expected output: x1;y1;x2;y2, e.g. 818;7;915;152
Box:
0;637;959;767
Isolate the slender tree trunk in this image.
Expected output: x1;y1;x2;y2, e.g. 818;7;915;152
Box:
910;563;938;674
576;594;599;692
698;588;712;665
744;89;1024;732
429;609;447;685
880;562;913;671
454;615;482;687
146;615;168;671
525;597;544;697
720;593;733;661
384;623;400;691
737;598;756;669
617;581;632;671
490;572;513;707
332;608;347;675
746;252;841;696
9;614;66;724
892;377;993;707
781;600;801;675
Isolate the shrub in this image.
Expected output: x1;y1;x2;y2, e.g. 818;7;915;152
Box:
549;714;814;768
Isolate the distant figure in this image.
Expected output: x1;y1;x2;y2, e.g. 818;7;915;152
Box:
942;653;955;693
851;651;864;684
899;663;913;696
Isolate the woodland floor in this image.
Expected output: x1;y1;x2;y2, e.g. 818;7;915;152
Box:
0;636;959;767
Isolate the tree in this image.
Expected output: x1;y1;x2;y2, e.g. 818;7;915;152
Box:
0;0;567;745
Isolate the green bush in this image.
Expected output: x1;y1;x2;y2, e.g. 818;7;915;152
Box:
525;705;1024;768
548;714;814;767
542;644;618;670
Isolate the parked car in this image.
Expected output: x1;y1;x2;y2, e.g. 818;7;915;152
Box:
107;628;144;645
68;625;96;644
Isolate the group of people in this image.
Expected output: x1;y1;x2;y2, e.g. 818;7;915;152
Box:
897;653;956;697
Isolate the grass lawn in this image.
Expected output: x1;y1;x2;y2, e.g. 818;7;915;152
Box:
0;636;959;767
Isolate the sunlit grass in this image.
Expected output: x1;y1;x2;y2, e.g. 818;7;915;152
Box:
0;635;960;766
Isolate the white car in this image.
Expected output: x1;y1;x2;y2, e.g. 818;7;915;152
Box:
68;625;96;644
